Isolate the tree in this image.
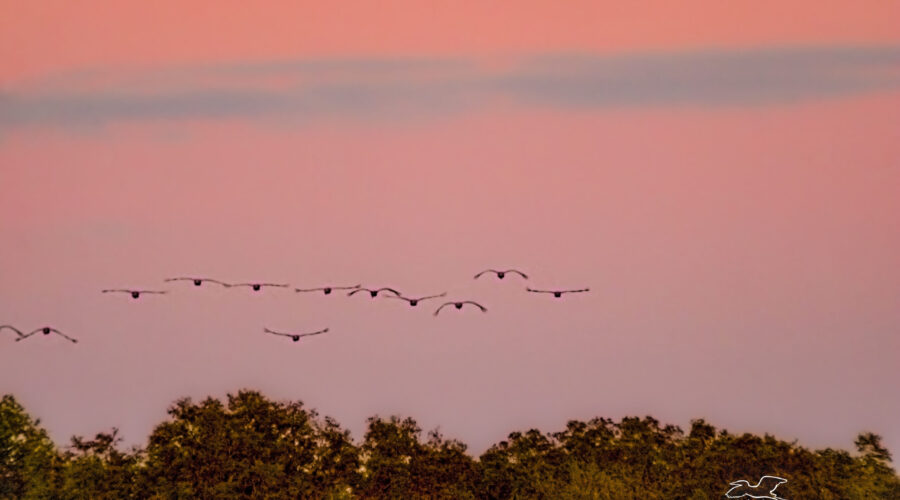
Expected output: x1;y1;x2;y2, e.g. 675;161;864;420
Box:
3;391;899;498
856;432;892;463
0;395;62;499
358;417;479;499
140;390;358;499
58;429;140;499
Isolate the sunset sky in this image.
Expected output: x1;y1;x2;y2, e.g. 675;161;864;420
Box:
1;1;899;457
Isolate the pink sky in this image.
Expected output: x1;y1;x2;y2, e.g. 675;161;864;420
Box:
1;1;899;458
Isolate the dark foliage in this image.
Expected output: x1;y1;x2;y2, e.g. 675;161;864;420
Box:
2;392;897;499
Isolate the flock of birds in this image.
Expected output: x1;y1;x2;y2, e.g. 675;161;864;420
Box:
2;269;589;344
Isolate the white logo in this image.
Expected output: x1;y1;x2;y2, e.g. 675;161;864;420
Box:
725;475;788;500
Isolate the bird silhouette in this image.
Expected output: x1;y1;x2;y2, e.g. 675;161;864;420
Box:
264;327;329;342
434;301;488;316
526;287;590;298
295;285;361;295
1;325;25;338
102;289;168;299
16;327;78;343
348;287;401;298
474;269;528;280
165;277;230;287
725;476;788;500
385;292;446;307
229;283;289;292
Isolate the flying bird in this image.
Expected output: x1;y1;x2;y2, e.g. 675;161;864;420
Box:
434;301;488;316
295;284;361;295
264;327;329;343
229;283;289;292
526;287;590;298
102;289;168;299
725;476;788;500
474;269;528;280
16;327;78;344
385;292;447;307
1;325;25;338
164;277;230;287
348;287;401;298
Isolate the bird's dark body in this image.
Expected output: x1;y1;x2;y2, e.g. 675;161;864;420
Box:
348;287;399;298
252;285;261;291
103;288;166;299
297;284;358;295
526;287;589;298
385;292;443;306
11;326;78;343
263;327;328;343
474;269;527;280
165;277;229;288
433;300;487;316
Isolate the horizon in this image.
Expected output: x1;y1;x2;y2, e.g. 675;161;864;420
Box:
2;388;894;459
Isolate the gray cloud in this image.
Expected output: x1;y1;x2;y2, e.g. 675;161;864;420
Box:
2;46;898;130
502;46;900;107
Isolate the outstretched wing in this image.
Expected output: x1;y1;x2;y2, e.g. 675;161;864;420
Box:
384;295;412;303
138;290;168;295
563;288;590;294
48;328;78;343
474;270;498;279
294;285;362;292
102;289;132;294
0;325;24;337
433;303;454;316
526;288;553;294
297;328;330;338
462;301;488;312
417;292;447;301
166;277;228;286
259;283;289;288
504;269;529;279
347;288;370;296
263;328;293;338
376;287;400;296
16;328;44;341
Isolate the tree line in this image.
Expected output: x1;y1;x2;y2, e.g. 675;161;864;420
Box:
2;391;898;499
